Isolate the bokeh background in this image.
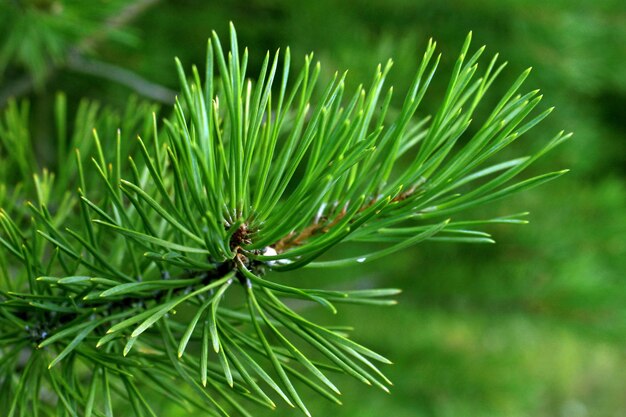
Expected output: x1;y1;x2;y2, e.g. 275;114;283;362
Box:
1;0;625;416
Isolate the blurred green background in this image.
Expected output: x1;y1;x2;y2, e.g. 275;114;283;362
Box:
1;0;625;416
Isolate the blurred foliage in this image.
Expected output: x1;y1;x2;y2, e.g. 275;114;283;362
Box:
0;0;136;87
1;0;625;415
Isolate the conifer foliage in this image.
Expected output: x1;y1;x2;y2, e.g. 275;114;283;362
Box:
0;24;569;416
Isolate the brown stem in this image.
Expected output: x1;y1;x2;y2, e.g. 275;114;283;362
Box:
273;185;418;253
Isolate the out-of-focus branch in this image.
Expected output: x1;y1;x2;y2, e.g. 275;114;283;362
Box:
66;54;176;104
77;0;162;52
0;0;165;107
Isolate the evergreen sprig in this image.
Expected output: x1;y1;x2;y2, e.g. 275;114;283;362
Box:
0;24;569;416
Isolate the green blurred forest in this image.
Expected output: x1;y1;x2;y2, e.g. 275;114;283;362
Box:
1;0;625;416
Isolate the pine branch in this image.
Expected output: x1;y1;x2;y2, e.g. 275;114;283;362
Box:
0;24;570;416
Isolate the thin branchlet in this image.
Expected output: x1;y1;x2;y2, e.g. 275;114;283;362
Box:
274;184;421;252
